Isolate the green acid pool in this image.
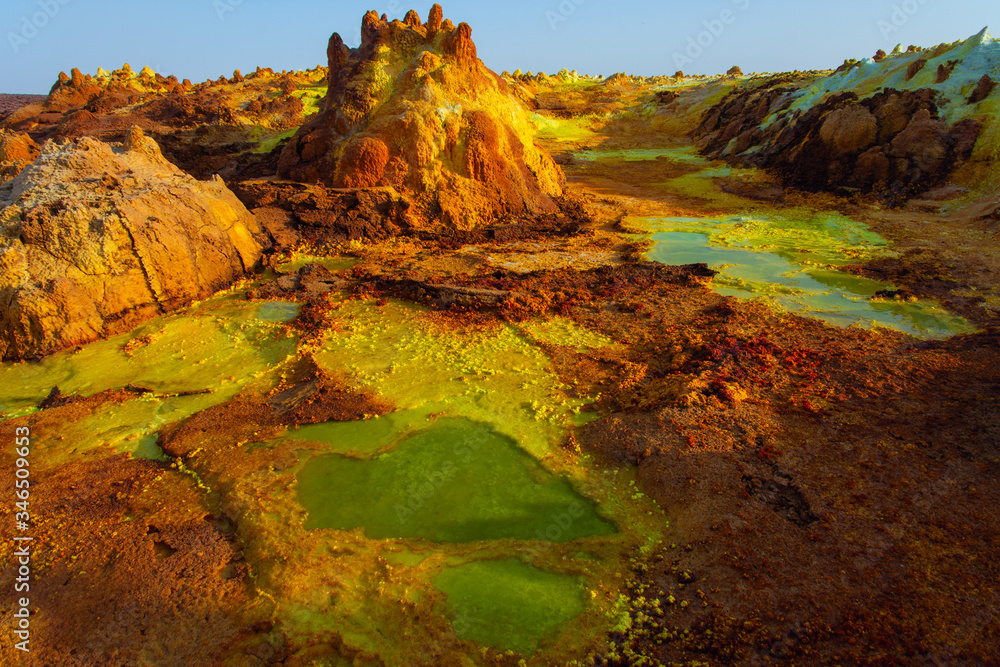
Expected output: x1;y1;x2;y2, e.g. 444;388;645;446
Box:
10;282;661;662
0;293;299;458
296;417;616;542
634;214;976;338
276;254;358;274
254;298;667;661
433;558;587;655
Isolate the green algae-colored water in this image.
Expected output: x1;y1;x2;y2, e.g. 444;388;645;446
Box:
281;409;409;456
0;293;298;458
297;417;616;542
276;255;358;274
433;558;587;655
574;145;763;208
276;297;666;660
530;113;601;143
635;216;976;337
29;395;171;462
256;300;302;322
7;283;656;661
574;147;693;162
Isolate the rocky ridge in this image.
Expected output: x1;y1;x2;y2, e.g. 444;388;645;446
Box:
0;128;266;360
693;28;1000;199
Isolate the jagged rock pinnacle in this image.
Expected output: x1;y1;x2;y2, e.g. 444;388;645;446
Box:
278;7;564;229
427;4;443;33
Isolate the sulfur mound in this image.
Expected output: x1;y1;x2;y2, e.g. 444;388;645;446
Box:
278;5;564;230
0;127;266;360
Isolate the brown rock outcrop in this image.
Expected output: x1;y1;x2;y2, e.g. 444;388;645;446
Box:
694;82;980;199
819;106;877;155
905;58;928;80
0;128;266;360
233;180;408;242
278;6;564;231
889;108;952;175
0;131;39;181
969;74;996;104
403;9;422;27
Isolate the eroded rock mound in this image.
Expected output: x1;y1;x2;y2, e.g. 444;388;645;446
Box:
0;128;265;360
278;5;564;230
694;84;981;198
694;30;1000;200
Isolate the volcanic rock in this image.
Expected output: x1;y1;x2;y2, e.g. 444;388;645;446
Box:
695;84;979;198
403;9;422;27
819;106;877;155
233;179;408;242
969;74;996;104
0;127;266;360
278;6;564;230
905;58;928;80
427;3;443;33
889;108;952;175
0;131;40;182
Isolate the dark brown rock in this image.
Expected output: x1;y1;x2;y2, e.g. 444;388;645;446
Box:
232;180;409;242
951;118;983;160
819;106;877;155
905;59;927;80
693;80;973;200
890;108;952;175
852;146;892;188
326;32;350;94
936;60;957;83
969;74;996;104
873;93;913;143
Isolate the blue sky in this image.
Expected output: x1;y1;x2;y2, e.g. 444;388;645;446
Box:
2;0;997;93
